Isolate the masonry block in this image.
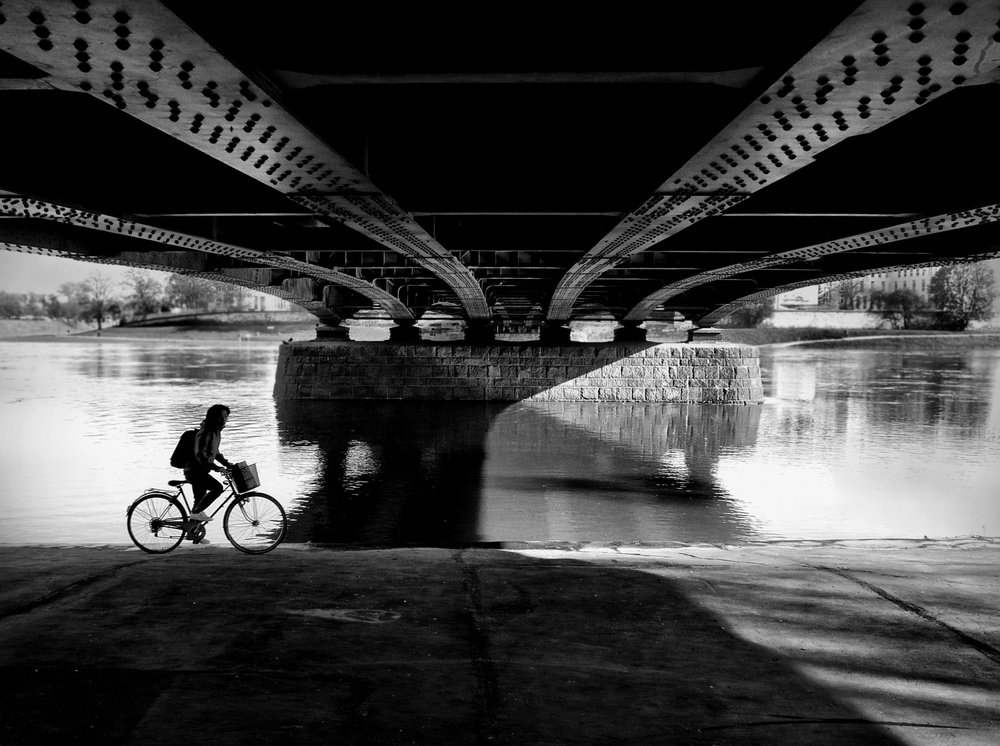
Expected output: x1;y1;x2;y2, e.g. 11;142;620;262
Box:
274;341;762;403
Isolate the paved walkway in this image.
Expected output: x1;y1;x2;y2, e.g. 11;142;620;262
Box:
2;540;998;745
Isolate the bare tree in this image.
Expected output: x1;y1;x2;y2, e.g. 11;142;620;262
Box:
835;278;867;310
928;263;997;330
78;271;120;331
122;269;164;321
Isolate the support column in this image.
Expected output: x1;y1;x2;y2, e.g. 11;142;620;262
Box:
342;308;396;341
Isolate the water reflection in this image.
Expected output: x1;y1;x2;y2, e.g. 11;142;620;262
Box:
275;401;504;545
275;401;762;545
1;341;998;545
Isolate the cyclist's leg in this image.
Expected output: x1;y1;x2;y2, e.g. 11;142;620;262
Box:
186;469;222;513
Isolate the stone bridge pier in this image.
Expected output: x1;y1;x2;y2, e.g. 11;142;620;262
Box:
274;339;763;404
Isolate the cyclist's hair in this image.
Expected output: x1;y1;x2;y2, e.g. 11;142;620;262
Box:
206;404;231;421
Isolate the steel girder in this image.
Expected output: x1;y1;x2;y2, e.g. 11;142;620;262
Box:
0;0;489;320
546;0;1000;322
0;197;412;320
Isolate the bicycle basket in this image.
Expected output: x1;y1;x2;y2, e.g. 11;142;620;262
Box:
232;462;260;492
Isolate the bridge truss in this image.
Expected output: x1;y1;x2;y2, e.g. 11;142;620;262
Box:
1;1;999;333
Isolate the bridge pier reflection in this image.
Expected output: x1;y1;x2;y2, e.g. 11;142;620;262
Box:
275;400;761;546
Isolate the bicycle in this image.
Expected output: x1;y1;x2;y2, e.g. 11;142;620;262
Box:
126;467;287;555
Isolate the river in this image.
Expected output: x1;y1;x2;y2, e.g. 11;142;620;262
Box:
1;339;997;546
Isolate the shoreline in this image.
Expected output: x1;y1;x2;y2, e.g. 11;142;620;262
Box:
2;535;997;550
3;322;1000;349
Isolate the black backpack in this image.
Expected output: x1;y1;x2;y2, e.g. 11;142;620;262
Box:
169;428;199;469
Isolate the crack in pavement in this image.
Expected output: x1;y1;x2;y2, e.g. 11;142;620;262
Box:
0;560;148;622
816;565;1000;667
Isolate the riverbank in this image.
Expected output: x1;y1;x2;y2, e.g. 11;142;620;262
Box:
0;320;319;343
1;540;997;745
721;327;1000;348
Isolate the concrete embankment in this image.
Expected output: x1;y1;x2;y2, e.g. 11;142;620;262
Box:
2;540;997;745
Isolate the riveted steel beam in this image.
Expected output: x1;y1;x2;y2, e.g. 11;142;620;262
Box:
697;249;1000;327
0;0;488;321
0;197;413;321
547;0;1000;322
625;201;1000;321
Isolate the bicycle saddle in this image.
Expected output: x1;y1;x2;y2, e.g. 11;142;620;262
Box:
168;480;188;487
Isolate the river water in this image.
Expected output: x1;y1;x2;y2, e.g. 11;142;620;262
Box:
1;339;998;546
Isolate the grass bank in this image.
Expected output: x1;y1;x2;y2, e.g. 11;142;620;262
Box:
2;319;318;343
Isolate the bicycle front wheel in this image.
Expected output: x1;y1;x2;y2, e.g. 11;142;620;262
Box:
223;492;287;554
127;493;186;553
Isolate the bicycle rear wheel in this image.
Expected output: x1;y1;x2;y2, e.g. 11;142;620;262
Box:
223;492;287;554
127;493;186;553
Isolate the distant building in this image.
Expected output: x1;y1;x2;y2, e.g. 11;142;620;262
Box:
816;266;940;310
247;291;292;312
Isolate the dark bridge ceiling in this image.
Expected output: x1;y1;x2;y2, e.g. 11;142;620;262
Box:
2;0;1000;331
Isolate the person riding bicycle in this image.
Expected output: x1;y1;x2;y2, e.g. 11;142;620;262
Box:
183;404;234;534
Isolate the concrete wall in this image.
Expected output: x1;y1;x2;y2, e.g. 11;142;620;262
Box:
274;341;763;403
765;310;883;329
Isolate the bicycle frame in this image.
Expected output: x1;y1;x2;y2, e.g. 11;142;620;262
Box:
128;466;286;554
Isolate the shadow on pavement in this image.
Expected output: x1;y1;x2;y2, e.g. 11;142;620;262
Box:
0;546;922;745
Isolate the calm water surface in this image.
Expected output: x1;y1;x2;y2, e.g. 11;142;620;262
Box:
1;340;998;545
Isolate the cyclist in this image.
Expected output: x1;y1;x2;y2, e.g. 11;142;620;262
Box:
183;404;234;539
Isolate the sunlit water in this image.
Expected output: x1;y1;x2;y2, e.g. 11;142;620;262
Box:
1;339;998;545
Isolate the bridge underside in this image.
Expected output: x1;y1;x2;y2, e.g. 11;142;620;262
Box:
2;1;1000;339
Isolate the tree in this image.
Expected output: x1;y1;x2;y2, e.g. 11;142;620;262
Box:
165;274;217;311
868;288;926;329
122;269;164;321
835;278;867;310
927;263;997;330
0;291;23;318
74;271;120;330
165;273;249;312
